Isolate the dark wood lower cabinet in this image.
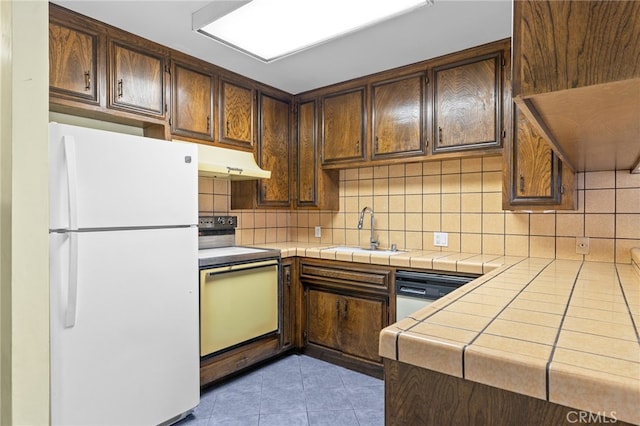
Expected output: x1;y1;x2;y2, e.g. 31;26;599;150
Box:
300;259;392;379
384;359;629;426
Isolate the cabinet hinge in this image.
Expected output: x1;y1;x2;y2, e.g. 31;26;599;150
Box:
560;184;566;195
501;56;506;67
164;103;168;113
425;75;429;85
501;129;506;139
165;64;171;74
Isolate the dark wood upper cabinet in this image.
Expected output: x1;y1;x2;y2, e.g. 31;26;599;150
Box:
297;100;317;206
108;39;166;118
372;73;426;159
219;79;255;149
512;0;640;173
296;99;339;209
49;21;100;105
171;60;214;141
502;104;575;210
432;52;503;153
321;88;366;165
257;93;291;206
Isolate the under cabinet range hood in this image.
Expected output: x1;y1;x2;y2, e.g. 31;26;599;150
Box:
194;143;271;180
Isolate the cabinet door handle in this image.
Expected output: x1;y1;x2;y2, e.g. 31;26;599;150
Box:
285;269;291;287
84;71;90;91
117;79;123;98
519;174;525;192
206;115;210;132
226;119;230;135
438;127;443;143
336;299;340;315
343;299;348;318
375;136;379;152
355;140;359;152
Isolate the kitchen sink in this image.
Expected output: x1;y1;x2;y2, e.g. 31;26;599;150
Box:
324;246;406;255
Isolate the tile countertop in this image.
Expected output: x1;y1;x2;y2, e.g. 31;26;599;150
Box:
251;242;524;275
253;243;640;424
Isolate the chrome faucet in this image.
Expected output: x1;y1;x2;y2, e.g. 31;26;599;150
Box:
357;206;379;250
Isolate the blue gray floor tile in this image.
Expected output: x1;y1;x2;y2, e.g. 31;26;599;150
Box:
177;354;384;426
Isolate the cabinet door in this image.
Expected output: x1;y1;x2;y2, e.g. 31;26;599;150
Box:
433;53;502;153
372;73;425;159
110;40;165;117
171;61;214;141
297;100;317;206
504;105;575;210
306;289;340;350
339;295;384;363
257;93;291;207
49;19;100;105
322;88;366;164
220;79;254;148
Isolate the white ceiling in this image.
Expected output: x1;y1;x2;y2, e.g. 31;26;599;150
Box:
51;0;513;95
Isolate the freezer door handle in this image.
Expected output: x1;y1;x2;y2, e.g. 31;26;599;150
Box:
65;232;79;328
63;135;79;230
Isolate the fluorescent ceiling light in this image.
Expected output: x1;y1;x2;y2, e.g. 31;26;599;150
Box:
194;0;432;62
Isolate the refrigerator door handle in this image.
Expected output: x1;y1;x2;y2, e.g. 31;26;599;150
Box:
65;232;79;328
63;135;79;230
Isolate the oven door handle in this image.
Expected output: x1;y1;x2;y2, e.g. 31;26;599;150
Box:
203;259;279;276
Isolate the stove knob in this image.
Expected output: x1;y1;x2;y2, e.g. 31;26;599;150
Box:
217;217;225;225
227;218;234;225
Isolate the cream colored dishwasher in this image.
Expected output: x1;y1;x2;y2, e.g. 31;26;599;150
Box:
199;259;279;357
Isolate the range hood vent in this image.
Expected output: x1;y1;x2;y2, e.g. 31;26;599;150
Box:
195;143;271;180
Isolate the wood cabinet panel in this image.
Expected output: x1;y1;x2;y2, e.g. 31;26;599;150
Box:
258;93;291;206
280;260;295;351
513;1;640;97
384;359;632;426
298;100;316;205
339;295;383;363
296;99;339;209
372;73;425;159
220;79;254;148
307;289;341;350
49;19;100;104
109;41;165;117
322;88;366;164
300;259;391;377
512;0;640;173
503;105;576;210
171;61;214;140
433;53;502;153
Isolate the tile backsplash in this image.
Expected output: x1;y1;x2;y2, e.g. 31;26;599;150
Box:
198;155;640;264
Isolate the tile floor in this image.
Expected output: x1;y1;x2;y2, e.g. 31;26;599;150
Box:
178;354;384;426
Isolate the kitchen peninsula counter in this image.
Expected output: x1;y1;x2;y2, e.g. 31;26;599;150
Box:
254;243;640;424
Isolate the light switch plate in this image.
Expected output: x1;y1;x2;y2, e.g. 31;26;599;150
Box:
434;232;448;247
576;237;590;254
314;226;321;238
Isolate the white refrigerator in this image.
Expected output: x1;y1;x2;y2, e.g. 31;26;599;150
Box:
49;123;200;425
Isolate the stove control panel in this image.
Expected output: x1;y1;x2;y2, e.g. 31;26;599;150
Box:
198;216;238;229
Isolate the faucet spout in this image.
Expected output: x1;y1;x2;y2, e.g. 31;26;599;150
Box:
357;207;379;250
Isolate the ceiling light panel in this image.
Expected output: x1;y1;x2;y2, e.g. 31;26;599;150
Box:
195;0;431;62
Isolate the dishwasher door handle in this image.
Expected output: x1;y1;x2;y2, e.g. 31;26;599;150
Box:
399;286;427;296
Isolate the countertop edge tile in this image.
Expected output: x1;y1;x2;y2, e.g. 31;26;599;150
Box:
549;362;640;425
464;345;548;401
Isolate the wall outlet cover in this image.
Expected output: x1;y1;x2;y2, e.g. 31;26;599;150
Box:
576;237;590;254
314;226;321;238
434;232;448;247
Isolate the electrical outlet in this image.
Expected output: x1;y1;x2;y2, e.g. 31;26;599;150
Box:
576;237;590;254
314;226;321;238
434;232;448;247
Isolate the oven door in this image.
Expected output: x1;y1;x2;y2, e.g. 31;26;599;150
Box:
200;259;279;358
